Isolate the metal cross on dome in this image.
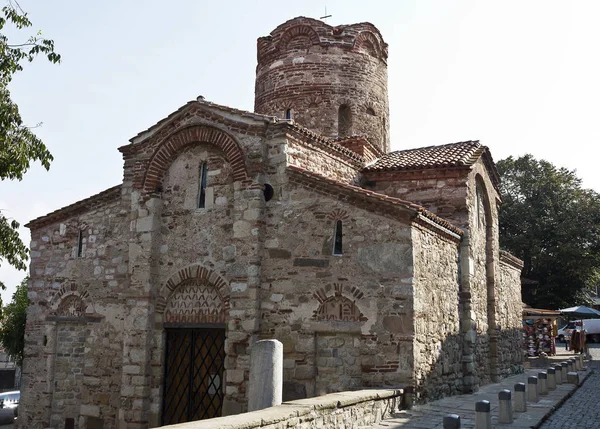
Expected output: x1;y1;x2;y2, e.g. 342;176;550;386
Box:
320;6;332;20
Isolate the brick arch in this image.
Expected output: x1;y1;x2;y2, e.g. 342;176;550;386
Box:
142;125;248;194
353;31;383;60
278;25;320;51
157;264;230;317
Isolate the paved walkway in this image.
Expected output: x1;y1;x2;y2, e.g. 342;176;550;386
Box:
371;347;595;429
540;346;600;429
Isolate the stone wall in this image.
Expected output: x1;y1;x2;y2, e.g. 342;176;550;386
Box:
411;226;461;401
364;172;470;228
255;17;390;153
161;389;402;429
20;193;129;429
259;175;416;400
496;253;525;377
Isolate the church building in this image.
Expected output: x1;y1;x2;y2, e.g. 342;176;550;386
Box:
19;17;523;429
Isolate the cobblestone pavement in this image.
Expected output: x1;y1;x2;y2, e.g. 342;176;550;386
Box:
540;344;600;429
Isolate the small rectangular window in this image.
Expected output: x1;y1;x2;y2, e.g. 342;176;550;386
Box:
198;162;208;208
333;220;343;255
77;230;84;258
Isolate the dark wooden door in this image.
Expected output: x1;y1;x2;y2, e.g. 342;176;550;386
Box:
162;327;225;425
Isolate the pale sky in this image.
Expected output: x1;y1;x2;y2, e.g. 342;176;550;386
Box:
2;0;600;303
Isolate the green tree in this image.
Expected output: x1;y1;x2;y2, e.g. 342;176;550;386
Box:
0;1;60;288
0;277;28;366
497;154;600;309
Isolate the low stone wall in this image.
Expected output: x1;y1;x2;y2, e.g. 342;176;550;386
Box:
161;389;403;428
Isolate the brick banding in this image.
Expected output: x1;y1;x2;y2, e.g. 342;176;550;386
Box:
142;125;248;194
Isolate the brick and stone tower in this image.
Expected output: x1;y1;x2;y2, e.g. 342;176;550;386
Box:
255;17;390;153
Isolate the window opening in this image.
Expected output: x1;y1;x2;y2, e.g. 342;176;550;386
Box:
333;220;343;255
263;183;274;202
198;162;208;208
285;109;292;120
338;104;351;137
77;230;83;258
366;107;376;116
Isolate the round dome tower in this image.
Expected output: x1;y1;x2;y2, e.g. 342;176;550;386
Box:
254;17;390;153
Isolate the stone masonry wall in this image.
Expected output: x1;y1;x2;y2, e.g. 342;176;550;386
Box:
466;160;501;387
286;137;361;185
20;195;129;429
365;173;470;228
411;226;461;401
161;389;402;429
258;173;416;401
496;255;524;377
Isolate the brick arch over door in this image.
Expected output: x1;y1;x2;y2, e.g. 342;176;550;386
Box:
156;264;231;320
142;125;248;194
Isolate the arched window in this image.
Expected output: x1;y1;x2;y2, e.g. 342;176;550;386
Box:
338;105;352;137
198;162;207;208
333;220;343;255
285;109;292;120
77;230;84;258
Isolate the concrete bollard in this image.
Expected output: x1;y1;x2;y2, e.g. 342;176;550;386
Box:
572;357;580;371
527;376;539;402
579;354;584;369
248;339;283;411
567;371;579;384
475;400;491;429
498;389;513;424
538;372;548;395
547;367;556;390
443;414;461;429
567;360;574;372
554;365;563;385
514;383;527;412
561;362;569;381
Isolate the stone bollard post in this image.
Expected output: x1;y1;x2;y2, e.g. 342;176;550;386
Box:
547;367;556;390
538;372;548;395
567;371;579;384
443;414;461;429
572;357;580;371
554;365;563;385
475;400;491;429
248;339;283;411
579;354;584;369
527;376;539;402
567;360;574;372
561;362;568;381
514;383;527;412
498;389;513;424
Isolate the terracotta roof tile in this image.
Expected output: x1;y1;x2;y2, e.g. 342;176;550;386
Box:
364;140;482;172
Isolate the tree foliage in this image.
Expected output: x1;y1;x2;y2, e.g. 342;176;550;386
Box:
0;1;60;287
0;277;28;366
498;154;600;309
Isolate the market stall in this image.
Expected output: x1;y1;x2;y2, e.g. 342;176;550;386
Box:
522;307;561;357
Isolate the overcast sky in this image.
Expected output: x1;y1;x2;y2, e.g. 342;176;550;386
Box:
1;0;599;303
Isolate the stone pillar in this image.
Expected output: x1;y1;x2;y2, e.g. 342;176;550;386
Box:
538;372;548;395
459;233;478;393
527;376;539;403
514;383;526;412
498;390;513;424
547;367;556;390
248;339;283;411
554;364;563;385
561;362;568;381
443;414;461;429
475;400;491;429
567;372;579;384
119;194;163;428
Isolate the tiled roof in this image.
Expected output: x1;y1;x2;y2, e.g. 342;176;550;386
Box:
363;140;483;172
287;165;463;239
